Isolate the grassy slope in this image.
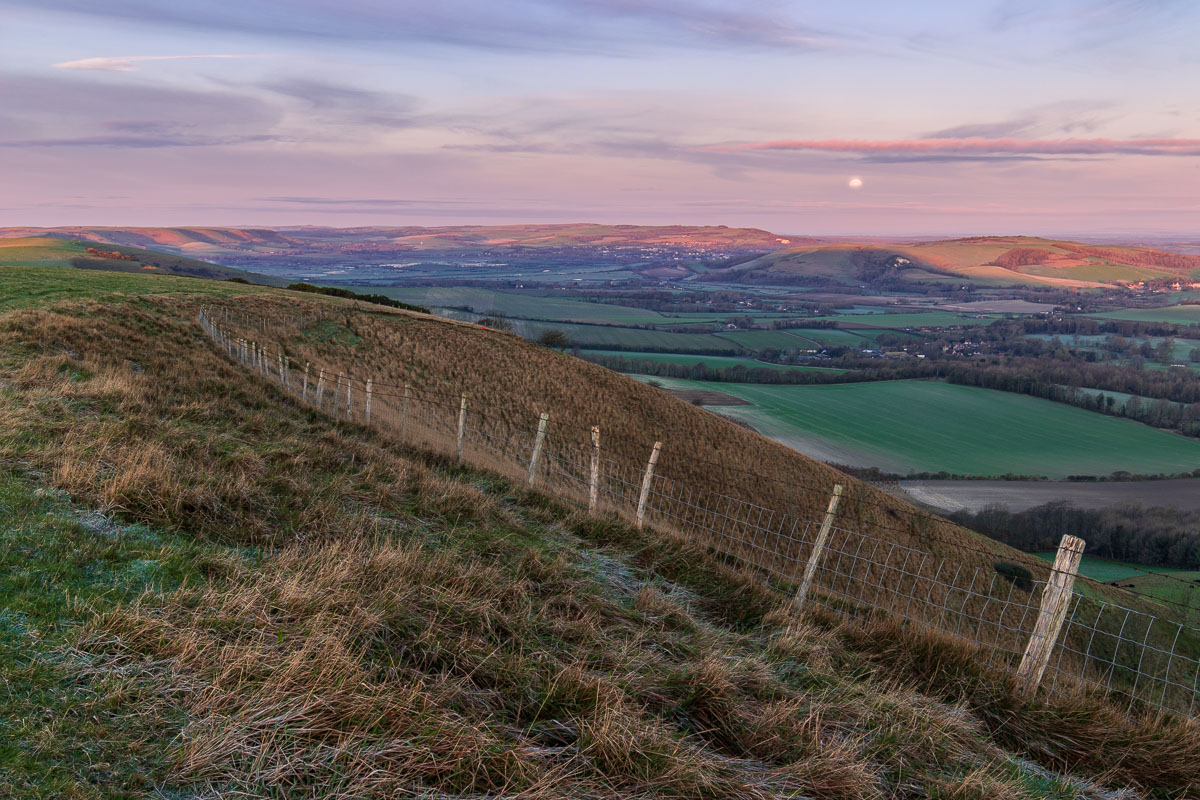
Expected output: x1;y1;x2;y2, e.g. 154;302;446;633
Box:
0;237;280;285
2;266;1199;797
633;377;1200;478
722;237;1197;288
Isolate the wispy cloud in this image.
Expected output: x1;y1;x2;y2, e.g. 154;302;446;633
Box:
23;0;843;54
701;137;1200;161
53;54;269;72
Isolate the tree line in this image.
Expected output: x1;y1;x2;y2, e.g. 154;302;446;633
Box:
949;501;1200;572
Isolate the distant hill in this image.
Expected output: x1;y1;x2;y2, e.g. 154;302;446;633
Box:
0;237;282;284
711;236;1200;288
0;226;301;255
0;223;809;255
277;223;812;250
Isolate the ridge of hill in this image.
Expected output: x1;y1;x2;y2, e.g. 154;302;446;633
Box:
0;236;284;284
710;235;1200;288
2;266;1199;797
0;223;809;255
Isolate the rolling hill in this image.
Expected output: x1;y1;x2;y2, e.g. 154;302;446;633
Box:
712;236;1200;288
2;265;1199;797
0;236;282;284
0;223;808;256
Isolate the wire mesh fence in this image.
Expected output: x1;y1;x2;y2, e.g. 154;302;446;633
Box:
198;308;1200;721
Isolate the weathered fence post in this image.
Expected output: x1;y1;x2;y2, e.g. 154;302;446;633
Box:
456;393;468;463
345;375;353;420
1016;535;1086;692
365;378;373;425
316;368;326;406
635;441;662;529
527;412;550;486
302;362;310;400
399;383;411;437
333;374;343;415
588;425;600;514
278;354;288;388
794;484;844;608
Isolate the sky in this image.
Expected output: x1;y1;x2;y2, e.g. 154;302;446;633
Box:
0;0;1198;235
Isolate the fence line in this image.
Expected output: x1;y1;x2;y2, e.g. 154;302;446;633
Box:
198;308;1200;721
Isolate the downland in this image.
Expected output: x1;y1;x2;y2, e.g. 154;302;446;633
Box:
2;265;1199;798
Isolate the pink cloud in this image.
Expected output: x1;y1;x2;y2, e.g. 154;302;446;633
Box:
702;137;1200;158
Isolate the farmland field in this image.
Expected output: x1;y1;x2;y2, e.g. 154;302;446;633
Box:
368;286;662;323
1034;554;1200;617
902;478;1200;513
512;319;745;353
580;349;848;372
1088;306;1200;326
713;328;866;350
633;377;1200;478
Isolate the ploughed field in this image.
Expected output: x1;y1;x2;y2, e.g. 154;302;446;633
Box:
634;377;1200;479
903;478;1200;513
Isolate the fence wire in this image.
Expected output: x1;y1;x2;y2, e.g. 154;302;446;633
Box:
199;308;1200;721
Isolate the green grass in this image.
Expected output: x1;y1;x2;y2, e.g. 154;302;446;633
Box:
807;311;1003;328
635;377;1200;478
0;239;273;284
1088;306;1200;326
0;469;246;798
369;286;662;323
580;349;848;372
713;329;863;350
1035;553;1200;621
0;265;276;311
513;319;746;353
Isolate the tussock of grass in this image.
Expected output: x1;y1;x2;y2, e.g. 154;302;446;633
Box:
1;275;1197;797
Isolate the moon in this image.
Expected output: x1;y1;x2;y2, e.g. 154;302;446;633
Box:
848;176;864;189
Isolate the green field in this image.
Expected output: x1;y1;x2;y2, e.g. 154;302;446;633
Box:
635;377;1200;478
1035;554;1200;618
810;311;1001;329
513;319;745;353
1088;306;1200;326
0;265;276;311
370;286;661;323
582;349;848;372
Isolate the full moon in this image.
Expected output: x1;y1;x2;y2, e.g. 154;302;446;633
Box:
848;177;864;188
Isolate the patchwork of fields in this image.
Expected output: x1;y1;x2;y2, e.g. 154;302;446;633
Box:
634;377;1200;478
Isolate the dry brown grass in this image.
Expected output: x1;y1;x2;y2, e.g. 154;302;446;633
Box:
4;288;1199;798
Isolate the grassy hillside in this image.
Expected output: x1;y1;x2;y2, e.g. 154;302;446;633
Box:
715;236;1200;288
0;237;280;284
632;377;1200;478
3;266;1200;797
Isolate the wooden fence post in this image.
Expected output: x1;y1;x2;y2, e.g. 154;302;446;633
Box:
588;425;600;514
365;378;373;425
400;383;411;437
334;374;343;416
527;412;549;486
456;393;468;463
316;368;326;406
278;354;288;389
1016;535;1086;692
302;363;310;400
794;484;844;609
346;375;353;420
635;441;662;529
